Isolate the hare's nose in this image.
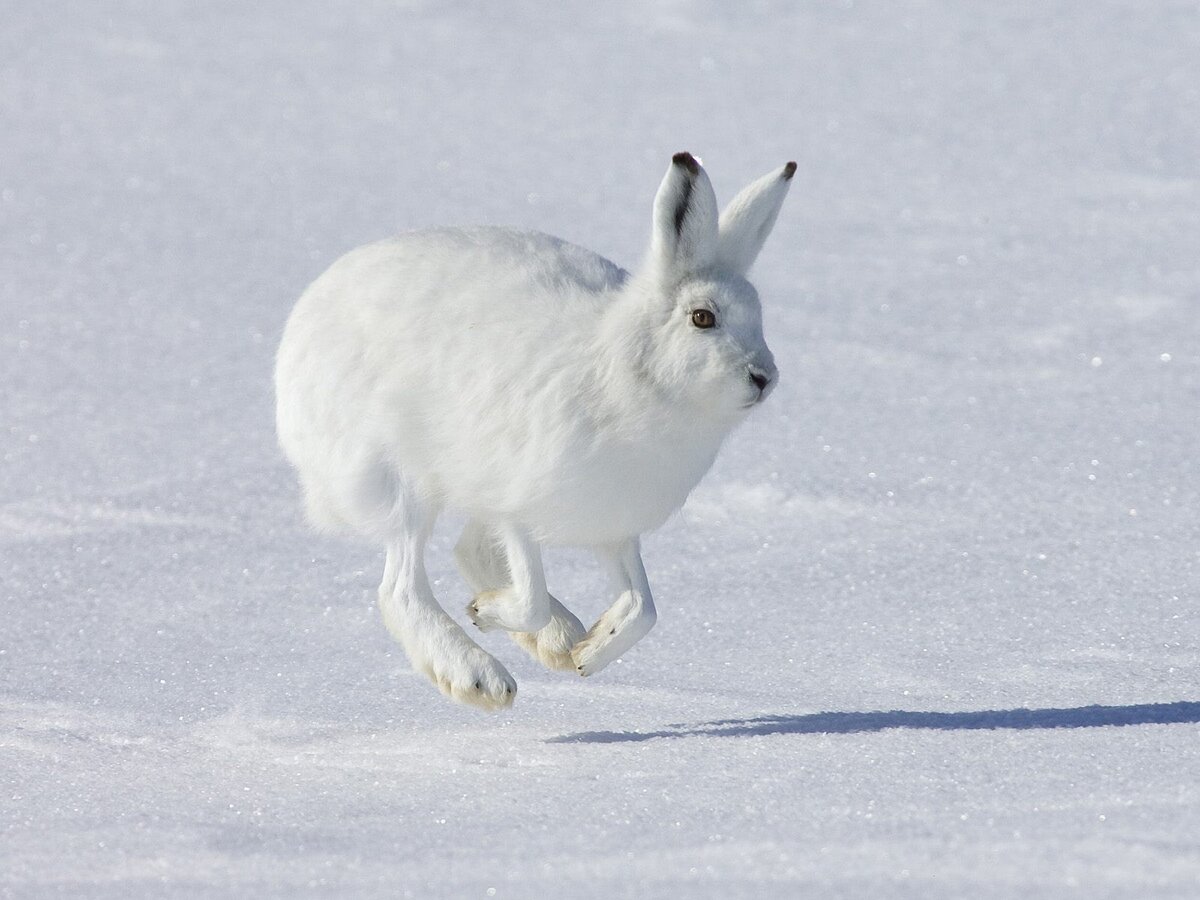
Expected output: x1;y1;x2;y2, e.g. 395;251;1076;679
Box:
748;369;771;392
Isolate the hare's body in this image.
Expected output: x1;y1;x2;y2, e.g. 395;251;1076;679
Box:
277;228;723;546
276;153;794;709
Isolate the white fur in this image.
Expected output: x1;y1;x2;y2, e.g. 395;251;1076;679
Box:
275;153;793;710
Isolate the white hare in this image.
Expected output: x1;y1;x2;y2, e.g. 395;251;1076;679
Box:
275;152;793;710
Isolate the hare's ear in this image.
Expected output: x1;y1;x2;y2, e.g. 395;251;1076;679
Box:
714;161;796;276
649;152;719;280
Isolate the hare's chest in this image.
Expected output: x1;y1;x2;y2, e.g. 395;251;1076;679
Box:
532;433;720;545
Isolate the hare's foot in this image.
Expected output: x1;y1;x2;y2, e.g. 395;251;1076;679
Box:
508;595;587;672
404;624;517;711
466;586;551;634
415;646;517;711
570;589;656;677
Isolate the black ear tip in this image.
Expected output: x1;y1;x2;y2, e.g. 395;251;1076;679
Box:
782;161;797;180
672;151;701;175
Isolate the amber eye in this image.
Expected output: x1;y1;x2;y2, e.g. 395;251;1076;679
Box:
690;308;716;329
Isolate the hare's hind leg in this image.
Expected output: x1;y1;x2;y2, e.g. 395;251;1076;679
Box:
455;520;586;673
378;504;516;711
571;538;658;677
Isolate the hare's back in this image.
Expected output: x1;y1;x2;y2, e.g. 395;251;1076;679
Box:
280;225;623;394
317;226;624;322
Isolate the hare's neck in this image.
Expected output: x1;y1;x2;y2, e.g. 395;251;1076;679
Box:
591;289;731;451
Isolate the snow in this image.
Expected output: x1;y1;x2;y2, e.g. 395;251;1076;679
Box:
3;1;1199;896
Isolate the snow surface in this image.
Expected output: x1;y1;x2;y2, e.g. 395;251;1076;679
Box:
3;1;1200;897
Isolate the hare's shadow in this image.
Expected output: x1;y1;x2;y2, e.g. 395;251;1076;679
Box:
546;701;1200;744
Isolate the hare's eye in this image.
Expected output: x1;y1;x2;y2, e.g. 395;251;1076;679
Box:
690;308;716;329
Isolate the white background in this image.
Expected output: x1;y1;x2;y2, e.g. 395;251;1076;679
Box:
3;2;1199;896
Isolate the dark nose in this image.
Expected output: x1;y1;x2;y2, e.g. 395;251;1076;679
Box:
749;370;770;392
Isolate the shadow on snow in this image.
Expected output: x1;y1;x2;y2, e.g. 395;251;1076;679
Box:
546;700;1200;744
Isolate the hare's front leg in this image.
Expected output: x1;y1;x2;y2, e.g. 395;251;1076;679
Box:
378;511;516;711
455;520;586;672
462;523;552;633
571;538;658;677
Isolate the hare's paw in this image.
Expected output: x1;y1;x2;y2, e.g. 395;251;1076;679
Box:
410;641;517;711
509;596;587;672
570;591;656;677
466;588;550;634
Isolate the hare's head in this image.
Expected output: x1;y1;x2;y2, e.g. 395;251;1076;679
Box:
625;153;793;422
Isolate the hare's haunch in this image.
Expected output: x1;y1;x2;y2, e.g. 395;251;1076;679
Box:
275;152;793;709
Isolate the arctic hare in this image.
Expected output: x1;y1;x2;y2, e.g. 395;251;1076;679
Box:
275;152;793;710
